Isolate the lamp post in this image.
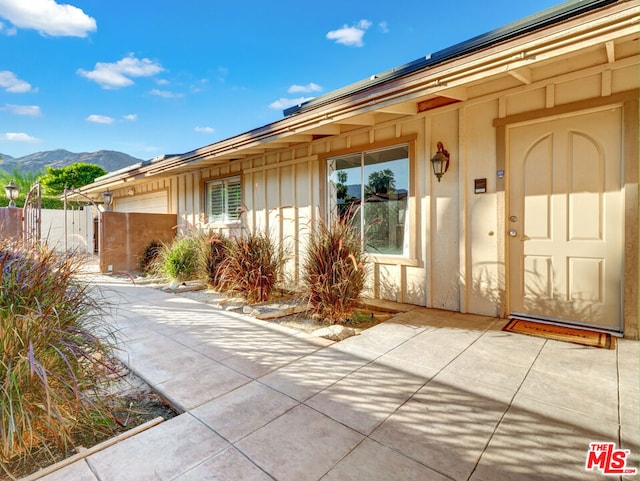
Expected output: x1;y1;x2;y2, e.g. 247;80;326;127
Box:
4;180;19;207
431;141;451;183
102;189;113;211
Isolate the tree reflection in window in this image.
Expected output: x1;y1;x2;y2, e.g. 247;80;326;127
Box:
328;145;408;256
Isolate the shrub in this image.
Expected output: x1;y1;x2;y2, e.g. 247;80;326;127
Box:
157;236;201;282
0;241;116;465
138;239;163;274
302;214;368;323
204;231;230;289
217;229;286;303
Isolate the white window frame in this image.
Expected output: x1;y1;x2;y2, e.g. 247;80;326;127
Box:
327;143;412;259
205;176;242;225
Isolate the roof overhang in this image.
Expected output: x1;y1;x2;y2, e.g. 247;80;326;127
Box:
77;0;638;199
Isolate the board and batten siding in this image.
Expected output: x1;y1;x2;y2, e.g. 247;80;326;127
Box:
139;46;636;331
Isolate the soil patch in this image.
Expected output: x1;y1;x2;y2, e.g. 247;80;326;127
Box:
1;359;178;481
158;280;397;340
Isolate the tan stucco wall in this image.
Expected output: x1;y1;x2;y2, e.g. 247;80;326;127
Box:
0;207;22;241
100;211;177;273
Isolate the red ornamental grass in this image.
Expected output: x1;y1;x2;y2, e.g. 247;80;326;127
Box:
0;241;116;466
302;215;367;323
217;229;286;304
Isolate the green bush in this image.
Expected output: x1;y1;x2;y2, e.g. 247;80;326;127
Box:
0;241;116;465
302;214;368;323
157;236;201;282
217;229;286;303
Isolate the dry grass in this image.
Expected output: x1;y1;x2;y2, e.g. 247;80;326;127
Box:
0;241;118;476
302;214;368;323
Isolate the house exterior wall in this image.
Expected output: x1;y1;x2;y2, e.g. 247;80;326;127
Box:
207;87;633;335
105;16;638;336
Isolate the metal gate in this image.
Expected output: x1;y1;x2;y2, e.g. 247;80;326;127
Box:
22;181;41;247
63;187;100;253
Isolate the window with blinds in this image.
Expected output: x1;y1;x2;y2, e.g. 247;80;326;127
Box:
206;176;241;224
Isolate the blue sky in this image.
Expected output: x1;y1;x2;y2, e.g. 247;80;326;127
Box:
1;0;562;161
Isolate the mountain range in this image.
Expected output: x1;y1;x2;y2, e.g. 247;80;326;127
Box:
0;149;144;174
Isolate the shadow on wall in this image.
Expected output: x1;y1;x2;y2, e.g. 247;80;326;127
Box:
520;269;603;325
460;262;603;325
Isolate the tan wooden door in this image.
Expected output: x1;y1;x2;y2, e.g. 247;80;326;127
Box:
507;108;623;332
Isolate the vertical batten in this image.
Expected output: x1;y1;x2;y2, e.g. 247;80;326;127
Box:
423;115;432;308
292;163;299;284
546;84;556;108
458;106;468;313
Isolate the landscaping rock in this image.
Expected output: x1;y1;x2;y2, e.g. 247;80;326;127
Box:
312;325;360;341
255;305;308;320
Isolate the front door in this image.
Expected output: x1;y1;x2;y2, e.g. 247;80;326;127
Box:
507;108;624;332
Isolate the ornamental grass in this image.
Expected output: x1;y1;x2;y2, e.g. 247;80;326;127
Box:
217;229;286;304
0;241;116;470
302;213;368;323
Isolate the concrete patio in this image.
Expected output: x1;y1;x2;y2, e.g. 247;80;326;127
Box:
31;274;639;481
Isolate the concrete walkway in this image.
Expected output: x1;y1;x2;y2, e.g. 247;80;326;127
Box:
33;275;638;481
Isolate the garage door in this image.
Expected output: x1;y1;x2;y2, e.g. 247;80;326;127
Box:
115;191;168;213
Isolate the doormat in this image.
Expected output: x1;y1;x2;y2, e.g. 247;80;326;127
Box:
503;319;616;349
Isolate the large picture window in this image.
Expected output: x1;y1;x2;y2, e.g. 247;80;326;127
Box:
327;144;409;256
206;176;241;224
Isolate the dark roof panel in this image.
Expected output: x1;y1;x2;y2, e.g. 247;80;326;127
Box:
284;0;620;117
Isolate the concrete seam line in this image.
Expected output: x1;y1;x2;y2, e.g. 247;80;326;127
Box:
22;416;165;481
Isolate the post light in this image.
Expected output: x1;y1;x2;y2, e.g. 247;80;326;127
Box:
102;188;113;211
431;141;451;183
4;180;19;207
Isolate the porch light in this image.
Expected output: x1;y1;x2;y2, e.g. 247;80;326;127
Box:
431;141;450;182
4;180;19;207
102;189;113;211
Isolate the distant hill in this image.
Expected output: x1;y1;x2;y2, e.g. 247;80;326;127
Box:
0;149;144;174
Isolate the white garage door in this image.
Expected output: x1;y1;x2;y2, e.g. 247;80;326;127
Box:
115;191;168;213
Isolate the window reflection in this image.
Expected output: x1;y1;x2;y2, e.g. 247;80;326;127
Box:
328;145;409;256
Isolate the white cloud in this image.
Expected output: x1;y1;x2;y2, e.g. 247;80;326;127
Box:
326;19;372;47
217;67;228;83
379;21;389;33
269;97;314;110
0;132;39;143
150;89;183;99
0;0;96;37
4;104;41;116
0;21;17;35
86;114;114;124
0;70;32;93
288;83;322;94
123;114;137;121
78;54;164;89
155;78;170;86
195;126;214;134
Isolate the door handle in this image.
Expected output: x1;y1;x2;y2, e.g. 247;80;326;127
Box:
509;230;518;237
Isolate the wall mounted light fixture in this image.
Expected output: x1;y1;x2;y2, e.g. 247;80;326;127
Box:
431;141;450;182
4;179;19;207
102;189;113;211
